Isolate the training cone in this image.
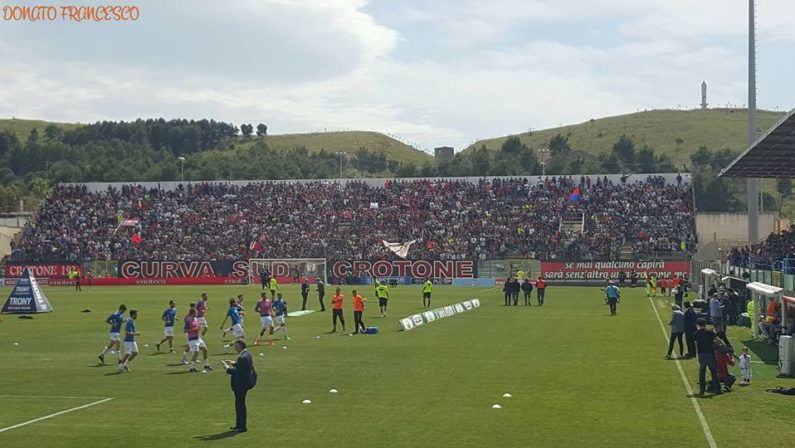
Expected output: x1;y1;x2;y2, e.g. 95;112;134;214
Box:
492;404;502;409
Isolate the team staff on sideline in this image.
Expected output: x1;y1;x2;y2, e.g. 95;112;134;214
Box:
316;279;326;311
422;278;432;308
536;277;547;306
224;340;256;433
119;309;140;373
694;318;721;396
331;287;346;333
157;300;177;353
605;281;620;315
352;289;367;334
376;280;390;317
521;278;534;306
301;278;310;310
683;301;698;358
666;305;685;359
98;304;126;364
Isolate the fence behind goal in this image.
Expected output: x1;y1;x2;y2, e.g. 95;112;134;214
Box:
247;258;327;285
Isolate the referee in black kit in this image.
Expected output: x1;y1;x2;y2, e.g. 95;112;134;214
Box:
223;340;257;433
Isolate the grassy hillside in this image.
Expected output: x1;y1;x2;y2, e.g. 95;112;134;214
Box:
247;131;431;165
0;118;82;140
467;108;787;160
0;119;431;166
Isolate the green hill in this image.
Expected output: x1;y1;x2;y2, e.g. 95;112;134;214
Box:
0;118;82;140
467;108;787;162
0;119;431;166
247;131;431;166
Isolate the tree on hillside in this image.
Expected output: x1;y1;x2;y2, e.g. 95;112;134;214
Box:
240;124;253;139
548;134;571;156
44;124;63;141
501;136;523;155
612;135;636;166
256;123;268;136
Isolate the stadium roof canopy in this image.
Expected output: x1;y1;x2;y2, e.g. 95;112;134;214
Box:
719;108;795;178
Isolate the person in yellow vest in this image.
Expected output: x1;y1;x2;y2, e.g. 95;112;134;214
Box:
516;269;525;281
422;278;432;308
747;299;755;336
269;277;279;300
376;281;389;317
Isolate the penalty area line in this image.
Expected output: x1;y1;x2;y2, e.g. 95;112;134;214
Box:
648;297;717;448
0;397;113;433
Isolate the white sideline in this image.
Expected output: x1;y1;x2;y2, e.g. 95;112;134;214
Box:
648;297;717;448
0;397;113;433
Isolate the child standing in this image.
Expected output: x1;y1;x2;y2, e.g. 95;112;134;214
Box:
739;347;752;385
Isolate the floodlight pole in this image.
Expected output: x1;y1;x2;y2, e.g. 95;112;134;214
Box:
178;156;185;182
747;0;759;243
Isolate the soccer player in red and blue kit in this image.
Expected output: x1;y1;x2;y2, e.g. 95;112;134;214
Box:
98;304;126;365
196;293;209;336
185;308;211;372
254;292;274;346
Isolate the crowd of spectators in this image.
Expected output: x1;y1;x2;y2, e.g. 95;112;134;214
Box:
11;175;696;263
728;225;795;272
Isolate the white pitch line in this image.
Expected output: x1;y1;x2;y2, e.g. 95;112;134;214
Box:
0;395;109;400
0;397;113;433
648;297;717;448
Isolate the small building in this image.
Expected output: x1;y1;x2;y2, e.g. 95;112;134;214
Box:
434;146;454;163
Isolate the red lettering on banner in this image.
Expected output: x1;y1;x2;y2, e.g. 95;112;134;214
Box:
272;262;290;277
353;261;371;275
196;262;214;278
412;261;432;278
372;261;392;277
121;261;139;278
161;261;178;278
141;261;159;277
434;260;453;279
4;263;82;278
457;261;474;278
332;261;351;278
232;261;248;278
393;260;411;277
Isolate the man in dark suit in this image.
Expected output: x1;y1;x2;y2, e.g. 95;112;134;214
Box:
683;301;698;359
224;340;255;433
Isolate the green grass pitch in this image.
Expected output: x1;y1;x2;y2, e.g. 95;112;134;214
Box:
1;284;794;447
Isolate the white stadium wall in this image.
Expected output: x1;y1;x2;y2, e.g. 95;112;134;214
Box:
66;173;691;193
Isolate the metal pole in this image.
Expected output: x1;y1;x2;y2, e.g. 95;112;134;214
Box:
181;160;184;182
747;0;759;243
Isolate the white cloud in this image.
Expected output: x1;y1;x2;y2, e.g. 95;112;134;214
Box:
0;0;793;153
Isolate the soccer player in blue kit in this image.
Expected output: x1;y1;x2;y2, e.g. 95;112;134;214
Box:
157;300;177;353
220;298;245;354
98;304;126;365
119;309;140;373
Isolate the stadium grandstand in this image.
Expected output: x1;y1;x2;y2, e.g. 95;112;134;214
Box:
721;108;795;273
8;173;695;266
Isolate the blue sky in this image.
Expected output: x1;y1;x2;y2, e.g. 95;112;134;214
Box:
0;0;793;152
